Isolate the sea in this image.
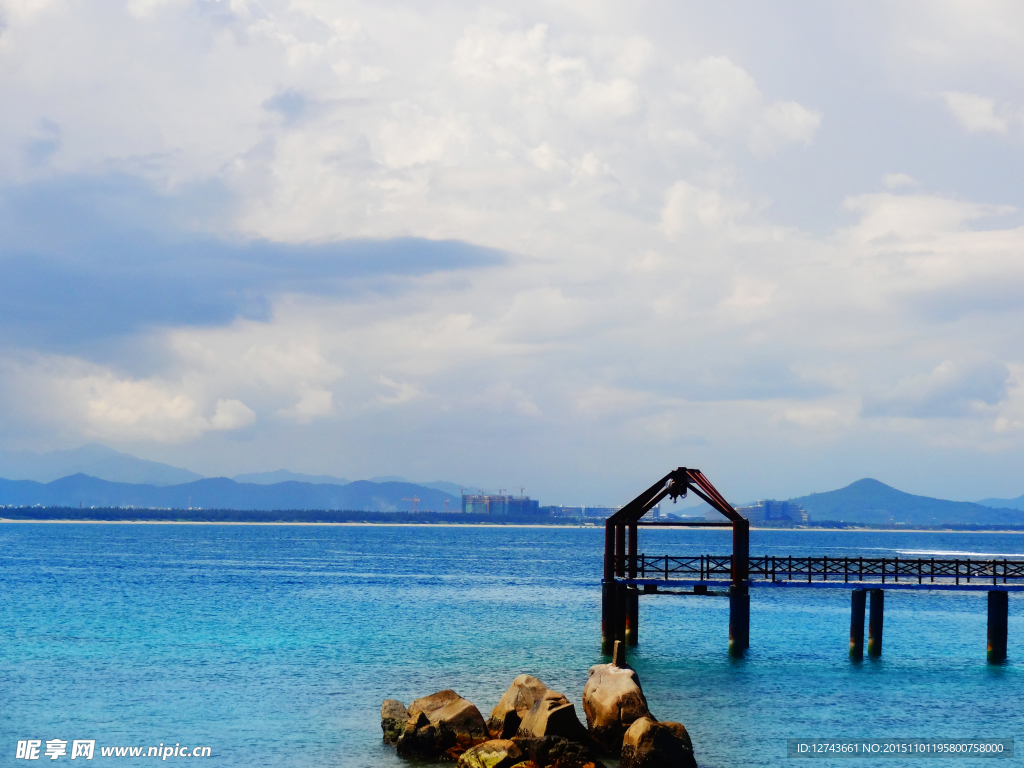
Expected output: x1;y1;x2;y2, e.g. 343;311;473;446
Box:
1;523;1021;767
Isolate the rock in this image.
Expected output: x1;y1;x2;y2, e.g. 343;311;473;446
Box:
582;663;653;754
381;699;410;744
396;711;438;759
513;735;605;768
457;739;525;768
619;717;696;768
516;690;591;745
488;674;550;738
396;689;489;760
410;688;464;717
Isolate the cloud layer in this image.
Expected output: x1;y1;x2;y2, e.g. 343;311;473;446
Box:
2;1;1024;503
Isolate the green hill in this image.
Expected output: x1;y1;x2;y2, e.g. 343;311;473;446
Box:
791;478;1024;526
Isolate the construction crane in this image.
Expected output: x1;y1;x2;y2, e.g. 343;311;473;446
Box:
402;495;421;512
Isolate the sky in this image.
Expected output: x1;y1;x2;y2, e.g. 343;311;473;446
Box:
2;0;1024;505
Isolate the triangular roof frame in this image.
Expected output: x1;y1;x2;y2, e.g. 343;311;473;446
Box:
608;467;741;524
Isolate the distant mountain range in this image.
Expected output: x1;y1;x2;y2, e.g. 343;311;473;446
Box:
791;479;1024;526
0;474;459;512
0;444;469;499
976;494;1024;511
232;470;350;485
371;478;466;497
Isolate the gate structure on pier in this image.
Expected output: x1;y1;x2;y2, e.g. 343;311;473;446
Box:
602;468;1022;661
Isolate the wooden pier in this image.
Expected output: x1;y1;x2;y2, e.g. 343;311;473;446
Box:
602;468;1022;662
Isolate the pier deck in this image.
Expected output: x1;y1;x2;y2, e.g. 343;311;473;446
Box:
600;467;1021;662
632;554;1024;588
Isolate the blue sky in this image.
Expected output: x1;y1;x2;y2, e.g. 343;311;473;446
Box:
2;0;1024;505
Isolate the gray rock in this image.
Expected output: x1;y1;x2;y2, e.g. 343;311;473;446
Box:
516;690;591;745
582;663;653;754
513;735;605;768
620;717;696;768
395;689;489;760
456;739;524;768
381;699;410;744
488;674;550;738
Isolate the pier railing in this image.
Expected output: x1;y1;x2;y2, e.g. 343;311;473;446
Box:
637;554;1024;585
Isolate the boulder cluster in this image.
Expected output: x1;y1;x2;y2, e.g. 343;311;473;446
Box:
381;643;697;768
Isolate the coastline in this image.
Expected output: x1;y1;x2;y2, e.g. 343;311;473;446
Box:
1;518;1023;533
0;518;586;528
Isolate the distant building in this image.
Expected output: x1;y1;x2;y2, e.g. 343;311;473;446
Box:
462;494;540;515
539;505;628;519
707;499;808;524
541;506;583;519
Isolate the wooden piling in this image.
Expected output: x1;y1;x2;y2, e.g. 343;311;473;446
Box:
988;590;1008;663
601;521;615;653
628;522;638;580
732;518;750;583
615;581;627;645
615;525;626;577
626;586;639;646
612;639;627;668
868;589;884;656
625;521;639;646
601;580;615;654
729;584;749;656
850;588;866;659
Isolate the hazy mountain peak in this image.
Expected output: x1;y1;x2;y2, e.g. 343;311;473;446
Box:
976;493;1024;511
0;444;204;485
233;470;350;485
791;477;1024;525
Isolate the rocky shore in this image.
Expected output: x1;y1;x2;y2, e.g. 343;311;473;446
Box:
381;642;697;768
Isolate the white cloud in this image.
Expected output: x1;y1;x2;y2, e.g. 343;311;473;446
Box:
841;192;1012;241
34;364;257;443
660;180;746;237
567;77;639;119
451;21;550;84
994;364;1024;433
209;399;258;430
674;56;821;155
863;360;1009;419
377;375;421;406
278;389;335;423
941;91;1010;133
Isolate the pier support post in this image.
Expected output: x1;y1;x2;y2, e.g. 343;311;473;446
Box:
729;584;749;656
988;591;1008;663
615;581;627;646
868;589;884;657
602;522;615;654
731;518;750;583
625;520;639;646
626;587;639;646
850;589;866;659
601;580;615;654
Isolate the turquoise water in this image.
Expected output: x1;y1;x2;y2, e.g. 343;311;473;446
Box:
1;523;1021;767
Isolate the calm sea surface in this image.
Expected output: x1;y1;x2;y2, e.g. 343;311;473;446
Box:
1;523;1022;767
